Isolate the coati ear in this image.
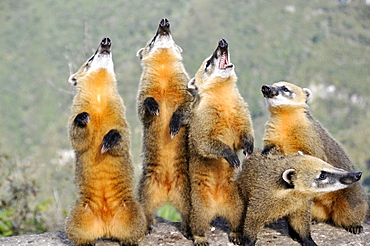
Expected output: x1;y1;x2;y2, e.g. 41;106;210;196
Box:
176;45;183;53
68;73;77;86
303;88;312;103
136;48;144;59
282;168;296;185
187;77;197;90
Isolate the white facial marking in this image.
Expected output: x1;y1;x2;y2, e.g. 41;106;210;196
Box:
149;35;179;52
212;66;235;79
265;86;305;108
89;53;114;74
311;181;349;193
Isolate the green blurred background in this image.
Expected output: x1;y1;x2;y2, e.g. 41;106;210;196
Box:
0;0;369;236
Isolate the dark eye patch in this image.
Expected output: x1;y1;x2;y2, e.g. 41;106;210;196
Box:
281;86;290;93
85;50;97;67
205;59;211;68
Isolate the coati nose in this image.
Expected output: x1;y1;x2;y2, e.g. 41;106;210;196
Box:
101;36;111;48
340;172;362;184
261;85;272;96
218;38;228;48
158;18;171;35
352;172;362;181
160;18;170;28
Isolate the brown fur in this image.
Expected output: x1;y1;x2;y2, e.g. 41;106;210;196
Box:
188;39;254;245
136;18;193;237
65;37;145;246
262;81;368;234
238;149;362;246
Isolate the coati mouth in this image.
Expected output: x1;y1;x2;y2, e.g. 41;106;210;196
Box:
217;39;233;70
98;36;111;55
157;18;171;36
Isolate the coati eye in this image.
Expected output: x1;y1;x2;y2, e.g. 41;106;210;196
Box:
318;172;328;180
282;86;290;93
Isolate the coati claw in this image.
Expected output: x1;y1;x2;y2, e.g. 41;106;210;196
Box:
101;130;121;154
221;148;240;169
74;112;90;127
242;134;254;156
346;225;363;234
144;97;160;116
169;112;184;138
229;232;243;245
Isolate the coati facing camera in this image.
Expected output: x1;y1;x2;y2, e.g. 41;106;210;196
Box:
136;18;193;238
261;81;368;234
188;38;254;245
65;37;146;246
238;150;363;246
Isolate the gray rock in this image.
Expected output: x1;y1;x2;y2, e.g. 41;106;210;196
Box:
0;218;369;246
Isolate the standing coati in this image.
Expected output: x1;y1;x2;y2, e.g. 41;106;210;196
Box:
238;150;363;246
136;18;193;238
188;38;254;245
65;37;146;246
261;81;368;234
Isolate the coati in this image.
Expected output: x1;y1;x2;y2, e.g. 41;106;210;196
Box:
238;150;363;246
65;37;146;246
261;81;368;234
136;18;193;237
188;38;254;245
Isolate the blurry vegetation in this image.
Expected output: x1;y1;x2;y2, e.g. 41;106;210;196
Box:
0;155;49;236
0;0;369;234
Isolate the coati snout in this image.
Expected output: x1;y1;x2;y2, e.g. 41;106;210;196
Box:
158;18;170;35
340;171;362;185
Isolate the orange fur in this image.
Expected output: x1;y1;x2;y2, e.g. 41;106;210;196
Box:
262;81;368;234
66;41;145;245
188;41;254;245
136;24;192;237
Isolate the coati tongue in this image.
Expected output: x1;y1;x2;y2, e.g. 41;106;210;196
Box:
218;38;233;69
219;51;231;69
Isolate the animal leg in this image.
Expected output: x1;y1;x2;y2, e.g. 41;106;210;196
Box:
65;202;103;246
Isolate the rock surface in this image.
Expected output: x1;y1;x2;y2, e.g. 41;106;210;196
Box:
0;218;369;246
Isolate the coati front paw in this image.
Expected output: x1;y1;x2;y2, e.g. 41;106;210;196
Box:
101;130;121;153
144;97;159;116
74;112;90;127
221;148;240;169
242;134;254;157
261;145;275;155
169;113;184;138
346;225;363;234
229;231;243;245
193;235;209;246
